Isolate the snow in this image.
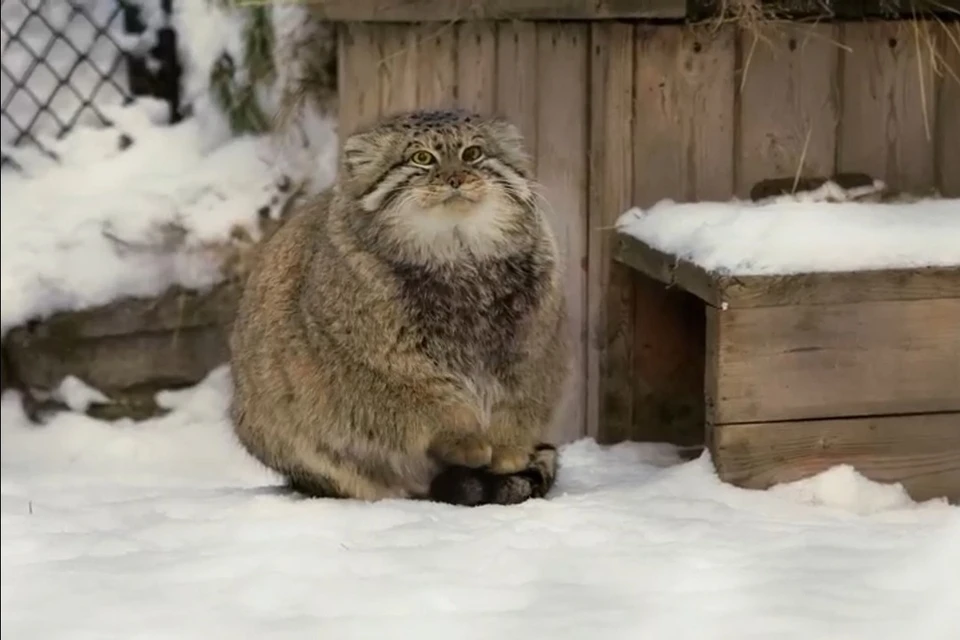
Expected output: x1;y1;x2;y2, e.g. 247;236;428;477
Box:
617;194;960;276
0;98;337;338
53;375;110;413
2;367;958;639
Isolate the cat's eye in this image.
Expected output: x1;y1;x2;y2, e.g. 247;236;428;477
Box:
410;150;437;166
460;145;483;163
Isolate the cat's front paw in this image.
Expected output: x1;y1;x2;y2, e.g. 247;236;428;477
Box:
489;445;533;474
429;431;493;468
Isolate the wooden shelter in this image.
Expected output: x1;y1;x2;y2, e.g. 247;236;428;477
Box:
321;0;959;498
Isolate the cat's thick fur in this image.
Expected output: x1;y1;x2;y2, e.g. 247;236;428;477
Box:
229;109;569;506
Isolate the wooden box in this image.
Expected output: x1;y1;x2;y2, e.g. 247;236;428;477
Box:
615;231;960;503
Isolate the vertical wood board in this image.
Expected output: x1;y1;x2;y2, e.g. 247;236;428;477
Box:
736;24;840;196
535;22;589;444
378;25;419;115
587;22;636;443
456;22;497;115
416;24;457;109
338;23;382;139
937;22;960;197
495;22;539;159
838;21;938;192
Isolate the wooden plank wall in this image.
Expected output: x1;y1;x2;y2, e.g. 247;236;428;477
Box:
338;20;960;446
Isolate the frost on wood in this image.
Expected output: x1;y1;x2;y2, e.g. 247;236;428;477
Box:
617;187;960;276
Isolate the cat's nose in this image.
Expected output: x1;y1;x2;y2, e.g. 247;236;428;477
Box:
446;173;464;188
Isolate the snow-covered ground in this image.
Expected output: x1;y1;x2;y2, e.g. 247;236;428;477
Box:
618;190;960;275
2;367;958;639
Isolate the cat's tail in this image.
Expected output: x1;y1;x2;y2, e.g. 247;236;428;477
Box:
428;443;558;507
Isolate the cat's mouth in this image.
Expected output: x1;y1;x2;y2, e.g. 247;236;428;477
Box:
442;192;478;204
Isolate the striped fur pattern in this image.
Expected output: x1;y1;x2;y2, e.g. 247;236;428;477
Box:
229;109;570;506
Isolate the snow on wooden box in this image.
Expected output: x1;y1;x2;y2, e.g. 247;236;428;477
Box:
614;194;960;503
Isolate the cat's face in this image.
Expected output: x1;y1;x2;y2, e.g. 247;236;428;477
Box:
338;111;537;260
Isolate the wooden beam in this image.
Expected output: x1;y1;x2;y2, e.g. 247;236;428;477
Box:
706;299;960;424
587;22;637;444
309;0;686;22
711;412;960;504
535;22;590;444
615;231;960;308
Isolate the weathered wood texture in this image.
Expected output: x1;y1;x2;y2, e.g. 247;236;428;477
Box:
937;22;960;197
587;22;635;443
712;413;960;503
313;0;686;21
705;299;960;425
736;23;839;197
311;0;954;21
838;20;939;193
536;23;590;442
337;19;958;445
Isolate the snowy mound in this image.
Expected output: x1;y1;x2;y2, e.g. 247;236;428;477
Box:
2;368;958;639
617;195;960;276
0;101;336;338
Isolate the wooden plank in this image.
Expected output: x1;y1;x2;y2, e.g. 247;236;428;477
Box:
337;23;381;138
706;299;960;425
309;0;686;21
587;22;636;444
711;413;960;504
455;21;496;115
416;23;457;110
736;23;840;197
937;21;960;197
615;233;722;307
633;24;736;202
719;267;960;307
495;21;538;159
838;20;938;193
378;24;418;116
535;22;589;444
616;231;960;308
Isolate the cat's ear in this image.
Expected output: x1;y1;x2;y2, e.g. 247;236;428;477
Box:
341;128;394;179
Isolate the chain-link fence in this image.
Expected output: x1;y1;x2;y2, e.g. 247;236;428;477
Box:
1;0;180;165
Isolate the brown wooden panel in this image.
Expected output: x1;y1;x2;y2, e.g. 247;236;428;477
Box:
535;22;589;444
378;24;418;115
633;24;736;203
456;22;496;115
712;413;960;504
588;22;636;443
707;299;960;424
937;22;960;197
495;21;538;159
736;24;840;197
337;23;382;138
838;20;938;193
625;24;735;445
309;0;686;21
416;23;457;109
